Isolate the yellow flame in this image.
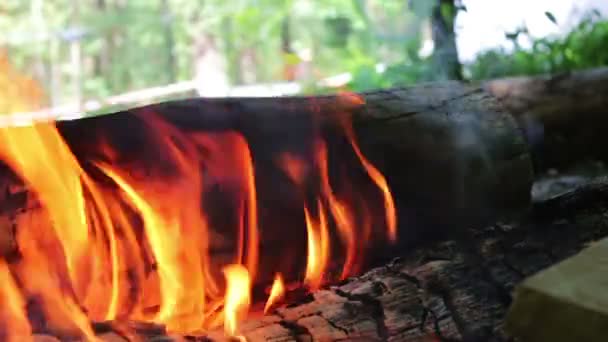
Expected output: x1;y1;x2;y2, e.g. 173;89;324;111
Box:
264;273;285;314
222;264;251;339
304;200;330;291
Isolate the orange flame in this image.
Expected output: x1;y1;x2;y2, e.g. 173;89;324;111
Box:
0;56;398;339
304;200;330;290
192;132;259;280
334;93;397;243
222;264;250;339
264;273;285;314
0;261;32;342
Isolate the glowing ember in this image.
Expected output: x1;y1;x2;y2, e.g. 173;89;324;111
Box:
0;56;398;339
264;274;285;314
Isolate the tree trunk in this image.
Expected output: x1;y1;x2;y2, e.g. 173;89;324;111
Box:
27;177;608;341
430;0;462;81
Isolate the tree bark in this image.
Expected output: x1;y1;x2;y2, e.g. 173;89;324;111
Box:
430;0;463;81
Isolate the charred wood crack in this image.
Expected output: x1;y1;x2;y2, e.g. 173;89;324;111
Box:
275;311;313;342
333;288;389;341
424;278;471;341
386;264;459;342
460;242;513;307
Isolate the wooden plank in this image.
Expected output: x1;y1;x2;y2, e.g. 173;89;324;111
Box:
506;236;608;341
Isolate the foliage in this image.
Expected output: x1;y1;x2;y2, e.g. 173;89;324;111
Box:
468;11;608;80
1;0;607;109
337;9;608;93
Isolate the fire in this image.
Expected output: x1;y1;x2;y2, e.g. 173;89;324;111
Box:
264;274;285;314
0;56;398;339
0;261;32;342
222;264;250;339
334;92;397;243
304;201;330;290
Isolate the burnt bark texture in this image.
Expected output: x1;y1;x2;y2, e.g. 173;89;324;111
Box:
25;176;608;342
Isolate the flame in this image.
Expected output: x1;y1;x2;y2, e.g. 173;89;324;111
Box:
0;56;398;339
304;200;330;290
264;273;285;314
0;51;45;114
191;132;259;280
222;264;250;339
0;261;32;342
314;140;359;278
334;94;397;243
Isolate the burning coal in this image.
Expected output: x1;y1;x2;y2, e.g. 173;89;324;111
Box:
0;58;396;340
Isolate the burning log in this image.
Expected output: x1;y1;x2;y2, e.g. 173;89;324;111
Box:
57;81;533;241
0;81;535;277
1;67;607;341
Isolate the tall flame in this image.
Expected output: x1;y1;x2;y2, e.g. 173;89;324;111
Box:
222;264;250;339
264;273;285;314
304;200;330;290
335;92;397;243
0;56;398;339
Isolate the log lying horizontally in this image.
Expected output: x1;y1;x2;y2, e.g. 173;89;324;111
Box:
29;67;608;239
24;175;608;341
3;81;534;247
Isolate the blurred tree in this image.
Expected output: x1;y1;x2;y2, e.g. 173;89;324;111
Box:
0;0;605;107
429;0;462;80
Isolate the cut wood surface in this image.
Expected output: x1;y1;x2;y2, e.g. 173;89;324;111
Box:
22;176;608;341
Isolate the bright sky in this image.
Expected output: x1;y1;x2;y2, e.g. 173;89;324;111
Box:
456;0;607;61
